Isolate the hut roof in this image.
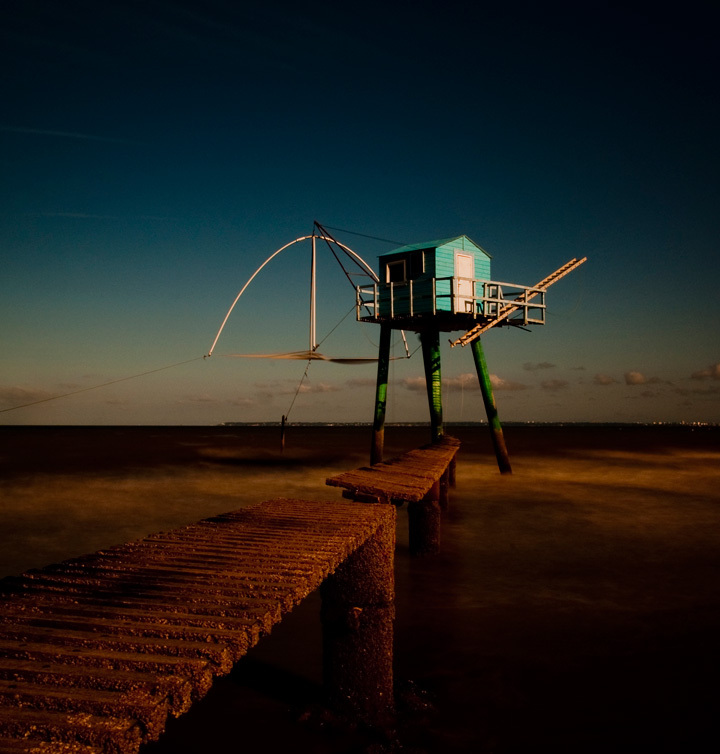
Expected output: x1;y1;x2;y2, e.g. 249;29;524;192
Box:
380;234;491;258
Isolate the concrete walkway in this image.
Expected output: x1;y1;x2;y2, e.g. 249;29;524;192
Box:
0;499;395;753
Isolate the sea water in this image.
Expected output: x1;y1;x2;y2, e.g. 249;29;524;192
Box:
1;424;720;752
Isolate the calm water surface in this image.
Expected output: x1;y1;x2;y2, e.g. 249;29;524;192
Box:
1;425;720;752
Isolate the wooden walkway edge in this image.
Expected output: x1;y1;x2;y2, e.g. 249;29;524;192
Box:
0;499;395;753
326;436;461;555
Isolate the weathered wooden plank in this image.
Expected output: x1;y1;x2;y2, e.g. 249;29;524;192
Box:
327;470;429;497
0;641;215;697
326;438;460;555
326;437;460;504
0;734;104;753
0;609;258;652
0;659;194;714
0;706;141;753
0;680;168;741
2;581;312;612
0;625;235;673
0;498;395;752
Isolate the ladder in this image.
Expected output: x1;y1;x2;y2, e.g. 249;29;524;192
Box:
451;257;587;347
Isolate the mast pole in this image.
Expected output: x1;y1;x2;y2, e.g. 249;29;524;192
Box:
310;233;317;351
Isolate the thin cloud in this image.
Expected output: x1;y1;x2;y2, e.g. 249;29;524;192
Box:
624;371;663;386
178;393;219;404
403;373;527;392
401;376;477;392
490;375;528;391
0;386;55;409
402;377;427;392
31;212;177;222
594;374;618;386
296;382;340;394
254;380;285;389
33;212;121;220
677;385;720;396
541;379;569;391
345;377;377;388
695;385;720;395
625;371;646;385
180;394;256;406
444;374;479;391
691;363;720;381
523;361;555;371
1;125;143;145
253;378;344;399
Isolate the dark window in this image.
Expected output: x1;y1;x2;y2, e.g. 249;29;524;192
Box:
408;250;425;279
386;259;406;283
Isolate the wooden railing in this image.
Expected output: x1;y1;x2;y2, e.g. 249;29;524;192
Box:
356;278;547;323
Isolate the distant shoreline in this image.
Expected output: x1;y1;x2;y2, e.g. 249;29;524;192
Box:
220;420;719;428
2;421;716;429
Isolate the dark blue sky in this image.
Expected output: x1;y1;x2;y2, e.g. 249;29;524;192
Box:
2;1;718;424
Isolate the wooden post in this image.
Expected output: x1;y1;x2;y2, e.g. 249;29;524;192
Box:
421;329;443;442
310;234;317;351
471;338;512;474
370;324;392;465
320;510;395;723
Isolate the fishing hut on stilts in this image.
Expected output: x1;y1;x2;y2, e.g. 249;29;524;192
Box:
356;236;586;473
206;223;584;473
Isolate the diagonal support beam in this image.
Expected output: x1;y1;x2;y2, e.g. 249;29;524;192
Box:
451;257;587;348
471;338;512;474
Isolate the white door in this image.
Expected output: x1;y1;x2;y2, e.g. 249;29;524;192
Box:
455;253;475;313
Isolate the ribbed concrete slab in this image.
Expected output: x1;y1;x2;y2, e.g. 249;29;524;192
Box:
0;498;394;753
326;436;460;503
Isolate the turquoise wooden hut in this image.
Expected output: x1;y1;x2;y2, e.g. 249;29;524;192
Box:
376;235;492;319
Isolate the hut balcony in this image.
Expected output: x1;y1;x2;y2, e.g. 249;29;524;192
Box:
356;277;547;332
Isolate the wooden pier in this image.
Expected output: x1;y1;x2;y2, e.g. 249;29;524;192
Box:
0;499;395;753
326;436;460;555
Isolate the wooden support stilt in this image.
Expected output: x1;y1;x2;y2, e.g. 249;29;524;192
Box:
370;325;392;465
471;337;512;474
320;512;396;723
421;329;443;443
408;481;441;555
